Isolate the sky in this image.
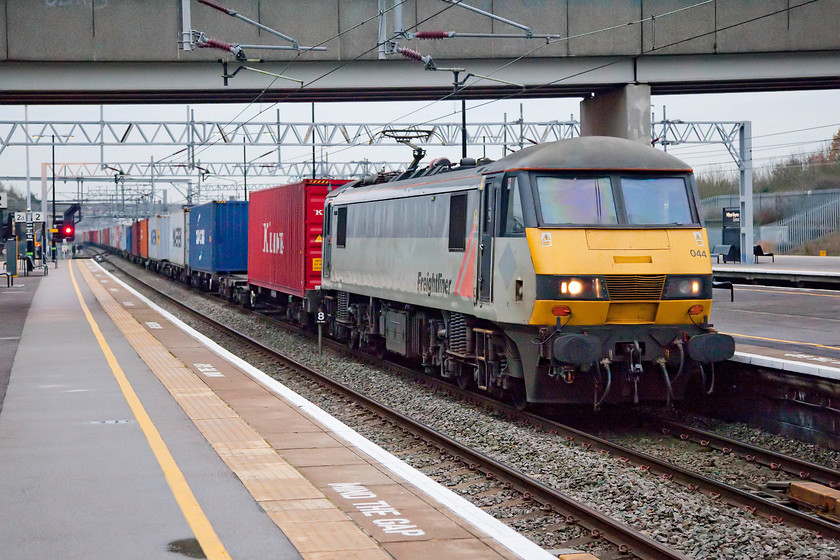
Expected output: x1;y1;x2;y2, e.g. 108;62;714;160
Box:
1;87;838;208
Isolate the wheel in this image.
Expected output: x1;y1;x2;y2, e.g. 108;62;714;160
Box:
509;378;527;411
373;337;387;360
456;365;471;390
347;331;359;351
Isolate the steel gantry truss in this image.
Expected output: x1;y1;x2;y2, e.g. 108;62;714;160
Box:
0;114;580;156
4;115;752;258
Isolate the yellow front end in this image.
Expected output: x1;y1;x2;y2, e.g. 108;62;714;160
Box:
527;227;714;326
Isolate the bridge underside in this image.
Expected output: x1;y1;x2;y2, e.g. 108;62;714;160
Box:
2;52;838;105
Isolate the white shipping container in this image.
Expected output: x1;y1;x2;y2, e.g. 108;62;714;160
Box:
148;215;171;262
167;208;188;267
118;223;128;251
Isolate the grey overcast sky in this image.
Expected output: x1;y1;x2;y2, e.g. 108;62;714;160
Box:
2;87;838;206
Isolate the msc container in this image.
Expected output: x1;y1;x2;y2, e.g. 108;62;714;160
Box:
138;219;149;258
148;215;170;262
124;223;133;253
188;201;248;274
248;179;349;298
167;208;188;267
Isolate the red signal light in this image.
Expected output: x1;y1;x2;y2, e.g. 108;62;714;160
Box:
64;226;73;236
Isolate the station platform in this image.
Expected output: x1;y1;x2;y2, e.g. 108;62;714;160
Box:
710;254;840;380
0;259;567;560
713;254;840;288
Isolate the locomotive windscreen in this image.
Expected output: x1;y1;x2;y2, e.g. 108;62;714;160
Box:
620;177;693;225
534;174;696;226
535;176;618;225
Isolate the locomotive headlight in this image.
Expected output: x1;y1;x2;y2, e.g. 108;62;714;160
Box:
562;280;584;295
663;275;712;300
537;276;607;300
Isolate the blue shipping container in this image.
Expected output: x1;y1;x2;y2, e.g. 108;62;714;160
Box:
188;200;249;273
125;223;133;255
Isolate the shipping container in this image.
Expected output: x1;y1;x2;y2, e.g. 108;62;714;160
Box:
188;201;248;274
148;215;170;262
167;208;188;267
102;227;111;248
248;179;349;298
138;219;149;258
124;223;133;253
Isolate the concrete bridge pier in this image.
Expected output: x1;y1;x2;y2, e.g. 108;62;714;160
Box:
580;84;652;144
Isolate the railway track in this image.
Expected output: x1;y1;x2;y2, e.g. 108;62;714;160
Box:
646;417;840;490
95;250;840;558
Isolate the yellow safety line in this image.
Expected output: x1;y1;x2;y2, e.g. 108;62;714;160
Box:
736;287;840;299
68;260;230;560
723;331;840;352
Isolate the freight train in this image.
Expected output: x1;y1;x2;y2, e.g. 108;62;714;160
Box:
86;136;735;409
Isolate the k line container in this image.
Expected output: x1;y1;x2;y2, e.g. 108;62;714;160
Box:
188;201;248;274
248;179;349;297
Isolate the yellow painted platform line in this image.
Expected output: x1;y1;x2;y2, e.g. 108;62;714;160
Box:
723;331;840;352
69;260;231;560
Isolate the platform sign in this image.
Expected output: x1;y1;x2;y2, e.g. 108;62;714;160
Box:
0;192;7;209
13;211;45;223
722;207;740;227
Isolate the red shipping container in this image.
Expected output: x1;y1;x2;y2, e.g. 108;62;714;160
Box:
131;221;140;255
138;219;149;258
248;179;350;298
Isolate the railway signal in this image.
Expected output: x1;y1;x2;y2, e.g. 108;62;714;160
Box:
53;220;75;242
62;223;75;241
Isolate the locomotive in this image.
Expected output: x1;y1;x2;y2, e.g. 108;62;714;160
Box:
89;135;734;409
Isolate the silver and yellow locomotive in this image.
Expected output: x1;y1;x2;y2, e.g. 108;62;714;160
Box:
320;136;734;408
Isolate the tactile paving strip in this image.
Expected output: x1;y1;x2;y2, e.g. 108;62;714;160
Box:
79;262;389;560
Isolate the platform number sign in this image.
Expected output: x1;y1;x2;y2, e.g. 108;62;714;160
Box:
13;211;45;223
0;192;7;209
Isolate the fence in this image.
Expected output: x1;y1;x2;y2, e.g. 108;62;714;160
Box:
760;197;840;253
702;189;840;253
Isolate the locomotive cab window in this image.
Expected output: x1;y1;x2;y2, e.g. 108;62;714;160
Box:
448;193;467;251
336;206;347;248
323;203;332;236
500;176;525;236
536;176;617;225
620;177;694;225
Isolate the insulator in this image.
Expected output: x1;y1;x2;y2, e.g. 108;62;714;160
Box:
416;31;450;40
200;37;234;52
398;47;424;62
198;0;234;15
